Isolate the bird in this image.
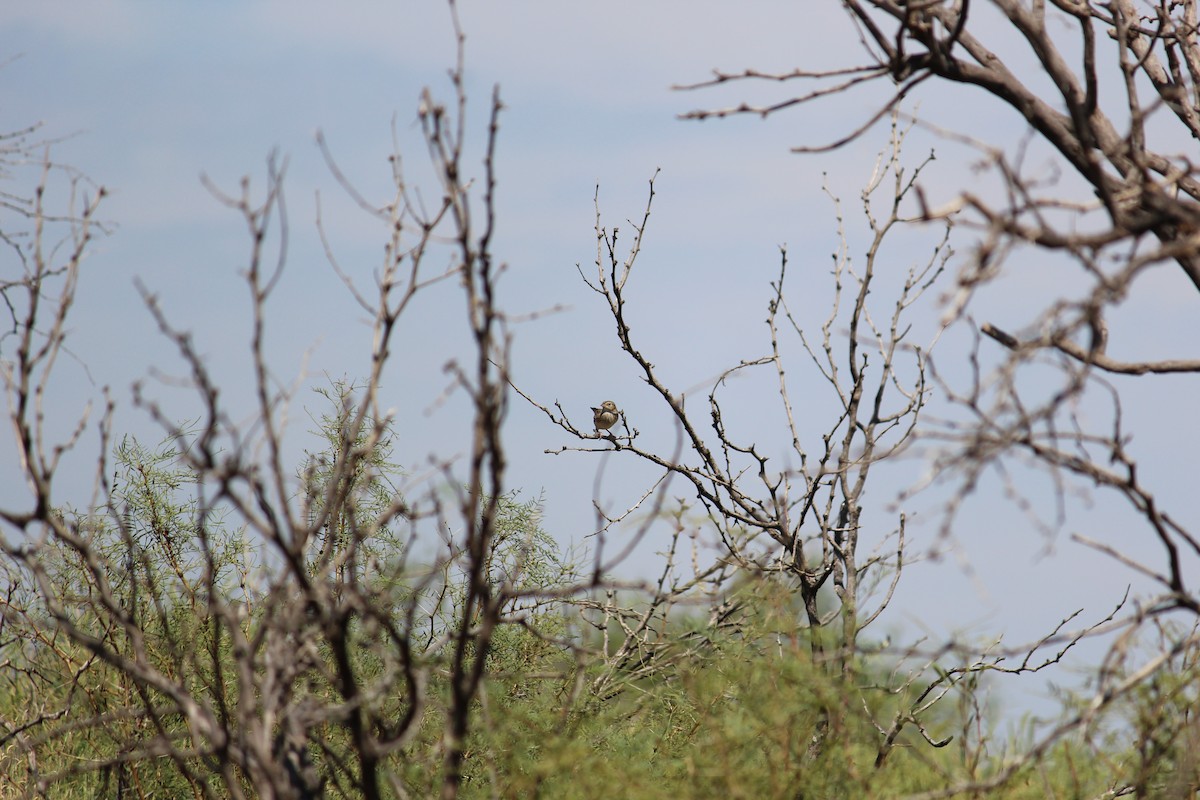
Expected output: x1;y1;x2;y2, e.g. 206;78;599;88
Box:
592;400;620;432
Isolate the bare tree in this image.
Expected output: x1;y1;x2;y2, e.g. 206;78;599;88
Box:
513;114;1053;767
674;1;1200;795
0;28;606;800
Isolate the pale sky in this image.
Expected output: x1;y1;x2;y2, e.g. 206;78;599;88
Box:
4;2;1198;720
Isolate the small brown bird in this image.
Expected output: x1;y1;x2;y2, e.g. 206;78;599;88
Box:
592;400;620;431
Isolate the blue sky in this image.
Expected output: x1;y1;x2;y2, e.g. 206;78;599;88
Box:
4;2;1199;718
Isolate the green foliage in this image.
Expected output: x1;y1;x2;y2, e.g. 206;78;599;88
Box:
5;392;1198;799
300;377;406;580
0;432;247;797
413;575;1200;800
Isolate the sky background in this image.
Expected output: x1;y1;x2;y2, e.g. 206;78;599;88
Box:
3;2;1198;721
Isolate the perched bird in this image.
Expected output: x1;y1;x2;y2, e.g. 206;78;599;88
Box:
592;400;620;432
